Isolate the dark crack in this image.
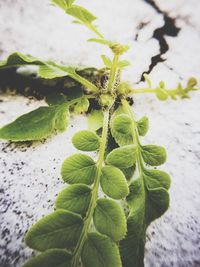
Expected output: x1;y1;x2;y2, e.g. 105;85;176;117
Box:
140;0;181;81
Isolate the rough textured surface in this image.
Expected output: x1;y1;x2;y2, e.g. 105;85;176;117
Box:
0;0;200;267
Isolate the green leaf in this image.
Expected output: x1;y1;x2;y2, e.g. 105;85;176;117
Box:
82;232;122;267
118;60;131;68
38;64;74;79
143;169;171;190
45;93;66;106
22;249;72;267
101;166;129;199
106;145;137;168
25;210;83;251
66;5;96;24
88;110;103;132
0;105;69;141
61;154;97;184
110;106;133;146
51;0;75;10
156;88;168;101
72;130;100;151
93;198;127;241
141;145;167;166
120;172;170;267
120;164;136;181
101;55;112;68
74;97;89;113
137;116;149;136
55;184;92;216
88;38;113;47
55;105;70;132
0;52;44;69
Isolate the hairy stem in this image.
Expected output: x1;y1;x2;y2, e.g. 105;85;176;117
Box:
88;23;104;38
70;72;99;93
71;110;110;267
107;54;119;92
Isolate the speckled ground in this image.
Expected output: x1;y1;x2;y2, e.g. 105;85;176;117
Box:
0;0;200;267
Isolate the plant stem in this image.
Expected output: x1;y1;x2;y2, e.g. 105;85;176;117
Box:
71;72;99;93
107;54;119;92
88;23;104;39
71;110;110;267
121;99;144;176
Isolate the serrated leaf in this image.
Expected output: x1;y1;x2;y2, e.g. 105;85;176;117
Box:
120;171;170;267
88;110;104;131
66;5;96;24
101;55;112;68
106;145;137;168
61;154;97;184
25;210;83;251
93;198;127;241
110;106;133;146
22;249;72;267
156;88;168;101
137;116;149;136
72;130;100;151
101;166;129;199
88;38;113;47
141;145;167;166
82;232;122;267
55;184;92;215
0;105;68;141
74;97;89;113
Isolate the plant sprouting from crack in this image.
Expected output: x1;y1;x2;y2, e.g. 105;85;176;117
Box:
0;0;198;267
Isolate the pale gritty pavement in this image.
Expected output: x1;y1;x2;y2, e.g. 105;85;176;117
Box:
0;0;200;266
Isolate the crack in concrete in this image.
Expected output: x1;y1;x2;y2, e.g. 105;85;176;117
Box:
140;0;181;81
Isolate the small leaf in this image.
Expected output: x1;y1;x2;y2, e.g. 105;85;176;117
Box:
101;166;129;199
55;105;70;132
137;116;149;136
22;249;72;267
101;55;112;68
110;106;133;146
118;60;131;68
106;145;137;168
52;0;75;10
25;210;83;251
61;154;97;184
143;169;171;190
88;110;103;131
66;5;96;24
82;232;122;267
146;187;170;223
72;130;100;151
112;114;132;135
55;184;92;215
74;97;89;113
93;199;127;241
141;145;167;166
0;106;67;141
156;88;168;101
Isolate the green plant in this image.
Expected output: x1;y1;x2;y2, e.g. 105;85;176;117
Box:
0;1;198;267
